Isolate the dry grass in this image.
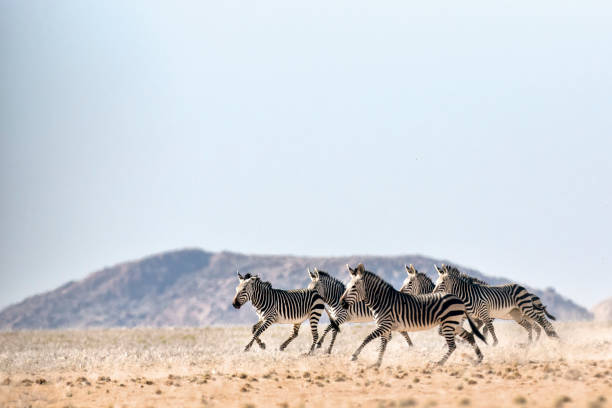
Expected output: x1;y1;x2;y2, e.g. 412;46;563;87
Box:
0;322;611;407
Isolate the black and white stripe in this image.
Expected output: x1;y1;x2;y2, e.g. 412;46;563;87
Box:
339;264;486;367
433;265;558;345
232;272;336;354
307;268;413;354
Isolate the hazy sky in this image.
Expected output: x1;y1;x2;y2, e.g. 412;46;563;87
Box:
1;1;611;310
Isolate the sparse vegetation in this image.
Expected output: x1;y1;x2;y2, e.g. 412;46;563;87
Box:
0;323;610;407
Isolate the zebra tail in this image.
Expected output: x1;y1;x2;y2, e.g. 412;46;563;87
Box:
532;298;556;321
326;310;340;332
465;312;487;344
543;307;556;321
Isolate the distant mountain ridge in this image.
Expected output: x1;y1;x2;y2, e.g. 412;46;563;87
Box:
591;297;612;322
0;248;593;329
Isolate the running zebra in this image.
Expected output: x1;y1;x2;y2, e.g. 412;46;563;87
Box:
232;272;338;354
401;264;553;342
433;264;558;345
307;268;413;354
339;264;486;367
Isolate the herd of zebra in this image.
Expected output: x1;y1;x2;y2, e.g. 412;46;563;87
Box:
232;263;559;367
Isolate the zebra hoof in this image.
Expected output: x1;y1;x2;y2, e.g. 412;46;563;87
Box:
259;342;266;350
350;355;358;362
326;348;333;355
316;342;323;349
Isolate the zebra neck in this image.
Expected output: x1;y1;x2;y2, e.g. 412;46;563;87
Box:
363;284;393;313
321;279;345;308
250;285;272;311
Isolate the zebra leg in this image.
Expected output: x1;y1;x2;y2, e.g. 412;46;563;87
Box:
437;323;458;365
316;324;334;349
351;325;389;361
519;302;559;340
320;313;347;353
307;314;322;355
326;325;341;354
279;323;301;351
533;322;542;340
245;318;273;352
474;318;487;340
509;309;533;343
400;331;413;347
251;321;266;349
456;327;483;363
532;314;559;339
483;316;498;346
371;332;392;368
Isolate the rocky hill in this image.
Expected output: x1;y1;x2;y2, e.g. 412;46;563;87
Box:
0;249;593;329
591;297;612;322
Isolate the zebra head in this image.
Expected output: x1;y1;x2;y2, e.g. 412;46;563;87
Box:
401;264;435;295
400;264;418;294
306;267;324;296
232;272;257;309
433;264;451;293
339;263;366;309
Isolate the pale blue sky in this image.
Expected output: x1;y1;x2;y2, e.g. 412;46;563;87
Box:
1;1;611;310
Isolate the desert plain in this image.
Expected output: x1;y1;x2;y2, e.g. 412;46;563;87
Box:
1;322;611;408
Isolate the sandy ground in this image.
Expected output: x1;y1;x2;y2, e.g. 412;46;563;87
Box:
1;322;611;408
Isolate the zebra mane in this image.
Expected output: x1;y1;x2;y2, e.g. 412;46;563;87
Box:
413;270;434;285
316;270;346;289
244;273;273;289
362;270;395;291
445;266;488;286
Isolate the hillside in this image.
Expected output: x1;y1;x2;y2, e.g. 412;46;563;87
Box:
591;297;612;321
0;249;593;329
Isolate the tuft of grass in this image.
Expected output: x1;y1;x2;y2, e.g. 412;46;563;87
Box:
554;396;571;408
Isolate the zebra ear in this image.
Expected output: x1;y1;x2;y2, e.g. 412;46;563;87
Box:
434;264;443;275
237;272;244;280
406;264;416;275
346;264;355;275
356;263;365;276
312;268;319;279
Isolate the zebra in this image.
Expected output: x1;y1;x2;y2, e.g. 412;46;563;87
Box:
307;268;414;354
339;263;486;367
232;272;338;354
400;264;499;336
443;265;556;342
433;264;558;346
436;265;556;342
402;264;556;342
